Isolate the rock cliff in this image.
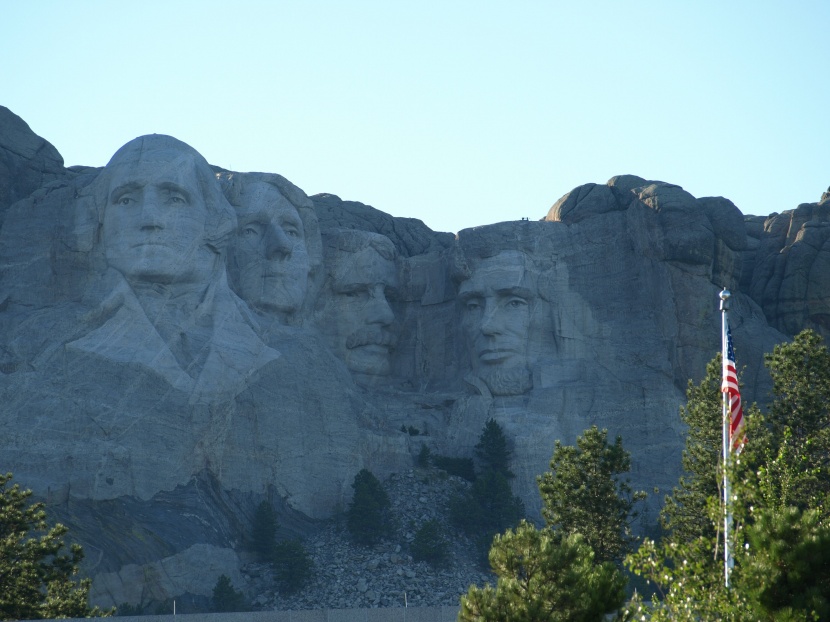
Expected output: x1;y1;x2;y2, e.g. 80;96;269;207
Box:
0;105;824;608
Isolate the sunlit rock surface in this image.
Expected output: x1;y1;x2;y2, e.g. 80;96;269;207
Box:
0;106;815;607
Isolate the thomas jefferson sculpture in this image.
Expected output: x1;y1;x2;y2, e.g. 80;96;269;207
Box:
222;172;322;326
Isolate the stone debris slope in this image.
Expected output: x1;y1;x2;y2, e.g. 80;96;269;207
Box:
244;468;492;611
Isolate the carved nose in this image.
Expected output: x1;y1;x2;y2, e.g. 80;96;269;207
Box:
139;192;165;231
264;225;292;259
480;306;503;335
366;286;394;326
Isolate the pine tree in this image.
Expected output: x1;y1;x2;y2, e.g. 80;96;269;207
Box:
766;329;830;439
449;470;525;565
475;418;514;478
660;355;724;543
272;540;314;595
538;426;645;563
250;501;279;562
627;330;830;620
211;575;246;612
0;473;110;620
449;421;524;564
346;469;391;546
459;521;626;622
742;505;830;619
411;520;450;568
757;329;830;512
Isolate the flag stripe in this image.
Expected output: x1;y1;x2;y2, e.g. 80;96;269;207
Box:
722;320;746;452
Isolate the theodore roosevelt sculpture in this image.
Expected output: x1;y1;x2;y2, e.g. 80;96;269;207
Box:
67;135;279;402
458;249;537;396
314;229;399;383
222;172;322;326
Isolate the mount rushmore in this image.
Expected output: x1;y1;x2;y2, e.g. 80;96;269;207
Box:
0;105;827;607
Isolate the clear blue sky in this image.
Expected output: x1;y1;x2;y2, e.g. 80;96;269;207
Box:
3;1;827;233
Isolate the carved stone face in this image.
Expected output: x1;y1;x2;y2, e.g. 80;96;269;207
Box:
321;245;398;377
228;181;310;317
459;251;535;395
102;157;214;286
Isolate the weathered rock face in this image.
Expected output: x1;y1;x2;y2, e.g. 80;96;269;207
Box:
0;129;396;606
0;111;814;609
748;197;830;339
0;106;68;228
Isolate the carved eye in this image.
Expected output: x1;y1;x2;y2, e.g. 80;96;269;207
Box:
241;223;263;238
465;300;482;311
507;298;528;309
115;195;134;206
342;288;368;300
168;194;187;205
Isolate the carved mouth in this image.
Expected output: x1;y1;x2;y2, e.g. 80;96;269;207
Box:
346;329;397;350
131;241;173;249
478;349;518;363
354;344;391;355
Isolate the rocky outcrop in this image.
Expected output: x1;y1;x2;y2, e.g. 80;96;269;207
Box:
0;106;68;226
311;193;454;257
0;109;815;610
748;196;830;339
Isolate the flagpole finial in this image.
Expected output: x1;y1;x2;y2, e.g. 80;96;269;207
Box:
720;288;731;311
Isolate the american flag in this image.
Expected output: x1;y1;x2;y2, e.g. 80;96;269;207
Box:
722;319;746;452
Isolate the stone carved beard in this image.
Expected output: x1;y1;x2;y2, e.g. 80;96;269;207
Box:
478;365;533;397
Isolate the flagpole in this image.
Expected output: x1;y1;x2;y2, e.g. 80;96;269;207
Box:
719;288;732;589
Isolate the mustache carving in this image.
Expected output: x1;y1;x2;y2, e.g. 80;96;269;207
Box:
346;327;397;351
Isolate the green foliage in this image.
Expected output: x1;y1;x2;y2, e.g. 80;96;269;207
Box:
250;501;279;562
347;469;391;546
449;420;525;566
251;502;313;595
660;356;724;543
754;330;830;512
449;422;526;564
626;535;743;621
627;330;830;621
411;519;449;568
745;424;829;518
475;418;514;478
743;506;830;619
433;455;476;481
417;443;432;468
272;539;314;595
211;574;246;613
628;506;830;622
461;471;525;531
458;521;626;622
450;472;525;564
538;425;645;564
0;472;110;620
766;329;830;440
